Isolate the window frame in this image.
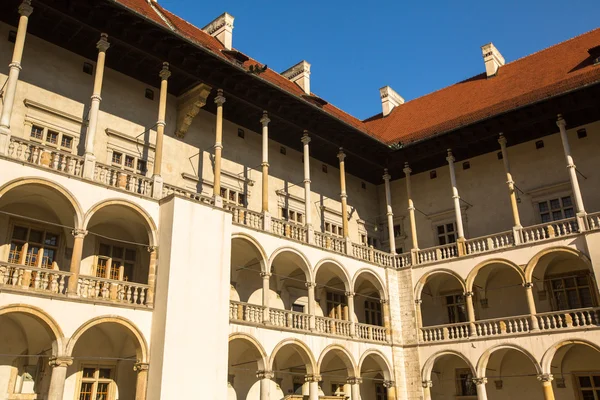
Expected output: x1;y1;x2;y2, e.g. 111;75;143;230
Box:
281;207;304;224
364;299;383;326
546;270;597;312
536;195;575;223
445;292;468;324
76;365;116;400
455;368;477;397
7;221;61;269
572;371;600;400
326;291;347;320
94;241;138;282
109;150;148;176
219;187;246;206
436;222;457;246
28;123;75;153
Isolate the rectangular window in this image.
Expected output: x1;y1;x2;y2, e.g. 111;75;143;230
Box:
393;224;402;237
292;303;304;313
364;300;382;326
446;293;467;324
111;152;122;165
325;222;343;237
61;135;73;149
375;383;387;400
9;225;59;269
95;243;136;282
281;208;304;224
136;159;147;175
437;223;456;245
124;155;135;169
575;373;600;400
46;130;59;145
30;125;44;140
456;368;477;396
78;366;114;400
538;196;574;223
548;271;596;311
326;292;346;320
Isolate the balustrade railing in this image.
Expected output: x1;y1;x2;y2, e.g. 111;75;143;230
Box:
0;262;70;295
269;308;310;330
475;316;530;337
76;276;149;306
395;252;412;268
421;322;471;342
587;212;600;230
465;231;514;255
271;218;307;242
94;163;152;196
521;218;578;243
416;243;458;264
224;204;264;230
314;316;352;337
229;301;265;323
314;232;345;254
537;308;600;330
7;137;84;177
162;183;214;205
355;323;387;342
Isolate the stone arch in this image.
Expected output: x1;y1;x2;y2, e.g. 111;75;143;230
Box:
0;176;84;228
414;269;466;300
269;338;316;374
525;246;592;283
318;344;358;378
314;258;352;292
476;343;541;377
66;316;149;363
231;232;268;273
0;304;65;356
541;338;600;374
228;333;268;370
358;349;393;381
466;258;525;292
422;350;475;381
268;246;313;282
352;268;387;299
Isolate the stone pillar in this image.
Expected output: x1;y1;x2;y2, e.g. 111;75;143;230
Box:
82;33;110;179
523;282;540;331
151;62;171;199
383;169;396;253
306;374;322;400
383;380;396;400
498;134;522;230
473;377;488;400
538;374;555;400
134;362;149;400
47;356;73;400
422;380;433;400
213;89;226;206
302;132;314;243
261;272;271;324
381;298;391;337
447;149;466;254
464;291;477;336
338;148;349;238
0;0;33;154
67;229;87;296
306;281;316;330
346;291;356;336
260;111;270;213
146;246;157;307
347;377;362;400
256;370;274;400
404;162;419;250
557;115;586;221
414;299;423;331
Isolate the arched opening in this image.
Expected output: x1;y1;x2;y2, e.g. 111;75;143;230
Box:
66;318;147;400
0;308;61;398
419;272;466;327
545;340;600;400
479;347;541;400
230;236;266;304
315;261;350;320
269;250;311;315
359;351;392;400
227;335;267;400
425;352;476;400
528;248;598;314
270;341;317;398
318;347;356;397
469;261;528;320
354;271;386;326
0;181;80;294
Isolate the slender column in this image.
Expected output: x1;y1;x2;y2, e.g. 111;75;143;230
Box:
464;291;477;336
261;272;271;324
403;163;419;250
557;115;586;216
82;33;110;179
0;0;33;154
337;148;349;238
523;282;540;331
446;149;465;239
213;89;226;206
146;246;157;307
47;356;73;400
347;377;362;400
134;363;149;400
414;299;423;330
67;229;87;296
256;370;274;400
260;111;270;212
151;63;171;198
306;374;322;400
422;380;433;400
302;132;314;242
473;377;488;400
346;291;356;336
538;374;555;400
383;380;396;400
306;281;316;330
498;134;522;229
383;169;396;253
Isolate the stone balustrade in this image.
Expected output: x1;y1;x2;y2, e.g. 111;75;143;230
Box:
229;301;265;323
0;262;70;294
269;308;310;330
7;137;84;177
416;243;459;264
315;315;353;338
162;183;214;205
94;162;153;196
475;315;530;337
356;322;387;342
537;308;600;330
314;231;346;253
587;211;600;230
224;203;264;230
521;217;579;243
271;217;308;242
465;231;514;255
76;275;149;306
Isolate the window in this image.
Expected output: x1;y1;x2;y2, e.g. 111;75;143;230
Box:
455;368;477;396
548;271;596;311
95;243;136;282
9;225;59;269
30;125;44;140
82;62;94;75
331;383;346;397
280;146;286;155
497;151;503;160
462;161;470;170
364;300;382;326
326;292;346;320
322;164;328;173
535;140;545;149
368;236;378;248
292;303;304;313
436;222;456;245
111;152;122;165
393;224;402;237
575;373;600;400
124;155;135;169
430;170;437;179
395;247;404;254
325;222;343;237
220;187;246;206
281;208;304;224
61;135;73;149
136;159;147;174
446;293;467;324
78;366;114;400
577;128;588;139
538;196;574;223
145;89;154;100
237;128;245;139
361;182;367;190
375;383;387;400
29;125;74;151
110;151;148;176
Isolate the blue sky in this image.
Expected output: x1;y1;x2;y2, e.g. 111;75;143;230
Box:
160;0;600;119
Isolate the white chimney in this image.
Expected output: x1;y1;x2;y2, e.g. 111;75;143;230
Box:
481;43;505;78
202;13;235;50
282;61;311;94
379;86;404;117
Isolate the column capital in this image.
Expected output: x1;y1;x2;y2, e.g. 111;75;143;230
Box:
345;291;355;297
347;377;362;385
472;377;488;386
305;374;322;383
556;114;566;129
383;168;391;181
380;298;388;304
422;380;433;388
260;271;271;278
256;370;274;380
305;281;316;288
446;148;455;163
403;161;412;175
133;362;149;372
49;356;73;368
71;229;88;239
260;110;270;126
97;33;110;52
301;131;311;144
415;298;423;305
498;132;507;146
147;246;157;253
159;62;171;81
537;373;554;383
18;0;34;17
215;89;226;106
464;291;474;297
383;380;395;388
337;147;346;162
523;282;534;289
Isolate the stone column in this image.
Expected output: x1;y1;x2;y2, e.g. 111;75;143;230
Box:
0;0;33;154
256;370;274;400
383;169;396;253
306;374;322;400
404;163;419;250
538;374;555;400
383;380;396;400
302;132;314;243
151;62;171;199
422;380;433;400
556;115;586;221
464;291;477;336
261;272;271;324
146;246;157;307
498;134;522;230
213;89;226;206
347;291;356;337
381;299;391;337
134;362;149;400
347;377;362;400
338;148;349;238
260;111;270;213
414;299;423;333
82;33;110;179
523;282;540;331
47;356;73;400
447;149;466;254
306;281;316;330
67;229;87;296
473;377;488;400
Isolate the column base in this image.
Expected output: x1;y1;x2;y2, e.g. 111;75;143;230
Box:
576;212;588;231
0;125;11;155
152;175;164;200
306;224;315;244
82;153;96;180
345;237;353;256
214;195;223;208
263;211;271;232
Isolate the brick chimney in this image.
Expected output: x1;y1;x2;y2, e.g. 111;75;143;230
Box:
202;13;235;50
282;61;311;94
379;86;404;117
481;43;505;78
